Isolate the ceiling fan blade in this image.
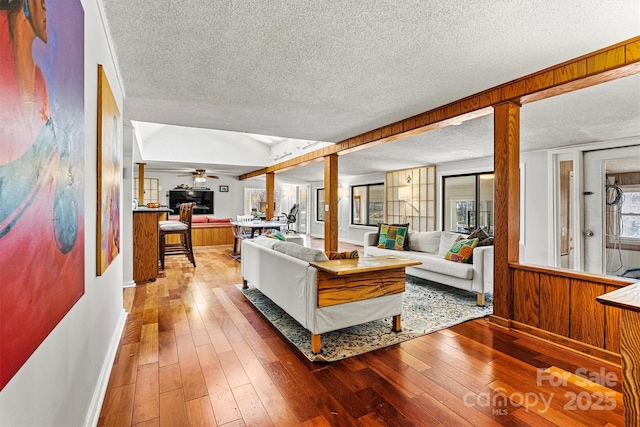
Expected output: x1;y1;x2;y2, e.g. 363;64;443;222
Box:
207;175;219;179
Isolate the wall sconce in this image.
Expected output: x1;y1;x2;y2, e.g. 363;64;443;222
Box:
268;151;292;161
296;140;321;150
338;187;348;201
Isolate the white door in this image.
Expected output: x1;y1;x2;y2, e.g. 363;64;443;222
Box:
583;146;640;274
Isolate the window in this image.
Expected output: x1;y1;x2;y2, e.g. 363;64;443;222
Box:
316;188;325;221
621;190;640;239
606;185;640;245
243;188;281;216
442;173;494;234
351;183;384;226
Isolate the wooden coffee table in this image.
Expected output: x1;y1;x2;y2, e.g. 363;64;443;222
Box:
309;255;421;353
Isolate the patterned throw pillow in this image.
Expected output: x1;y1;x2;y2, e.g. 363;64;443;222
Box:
267;231;286;241
378;223;410;250
467;228;490;241
325;250;360;260
444;238;479;263
477;236;494;247
377;224;408;250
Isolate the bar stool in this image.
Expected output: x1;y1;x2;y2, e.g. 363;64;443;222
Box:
159;202;196;269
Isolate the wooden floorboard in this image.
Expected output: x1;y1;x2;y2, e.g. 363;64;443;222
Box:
99;242;624;426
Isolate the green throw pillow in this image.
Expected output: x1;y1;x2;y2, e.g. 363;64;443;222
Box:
377;224;408;250
377;222;410;250
445;238;479;263
267;231;286;241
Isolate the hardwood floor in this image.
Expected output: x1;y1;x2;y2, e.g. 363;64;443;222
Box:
99;242;624;426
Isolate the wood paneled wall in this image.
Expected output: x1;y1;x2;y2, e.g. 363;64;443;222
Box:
508;264;632;362
165;226;234;247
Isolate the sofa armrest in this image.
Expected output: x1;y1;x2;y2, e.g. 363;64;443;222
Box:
364;231;379;248
471;246;494;293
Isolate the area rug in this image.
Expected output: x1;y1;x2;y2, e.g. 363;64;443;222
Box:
238;276;493;362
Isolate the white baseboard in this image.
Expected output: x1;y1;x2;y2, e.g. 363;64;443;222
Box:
122;280;136;288
83;308;128;427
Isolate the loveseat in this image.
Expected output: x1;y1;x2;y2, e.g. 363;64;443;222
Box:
241;237;405;355
364;230;493;306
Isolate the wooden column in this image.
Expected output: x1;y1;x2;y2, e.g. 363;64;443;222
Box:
266;172;274;220
324;154;339;252
492;101;520;321
136;162;146;205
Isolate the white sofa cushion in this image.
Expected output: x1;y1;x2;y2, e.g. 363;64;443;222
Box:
273;241;329;263
410;253;473;280
253;236;281;250
408;230;441;253
364;246;473;280
438;231;463;255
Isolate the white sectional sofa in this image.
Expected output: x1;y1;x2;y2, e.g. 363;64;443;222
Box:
364;230;494;306
241;237;405;354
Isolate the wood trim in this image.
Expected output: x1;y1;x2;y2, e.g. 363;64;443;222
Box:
510;262;634;287
239;36;640;181
488;315;511;328
509;320;621;366
493;101;520;319
324;154;339;252
137;162;146;204
266;172;274;220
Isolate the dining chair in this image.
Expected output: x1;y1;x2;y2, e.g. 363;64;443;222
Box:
159;202;196;269
230;215;255;260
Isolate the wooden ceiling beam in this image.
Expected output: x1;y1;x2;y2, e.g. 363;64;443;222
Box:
239;36;640;181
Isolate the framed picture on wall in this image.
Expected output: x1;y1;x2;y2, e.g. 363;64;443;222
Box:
219;185;229;192
97;65;121;276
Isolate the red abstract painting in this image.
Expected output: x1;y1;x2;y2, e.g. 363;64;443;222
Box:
0;0;85;390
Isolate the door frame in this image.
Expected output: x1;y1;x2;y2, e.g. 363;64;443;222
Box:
548;150;582;270
548;137;640;272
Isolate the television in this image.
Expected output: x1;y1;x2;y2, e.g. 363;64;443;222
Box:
168;190;214;215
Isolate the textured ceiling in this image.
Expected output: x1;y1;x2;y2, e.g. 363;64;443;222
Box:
101;0;640;180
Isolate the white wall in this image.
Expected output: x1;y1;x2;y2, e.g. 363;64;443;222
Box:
309;172;387;245
142;171;299;220
435;151;549;266
141;125;271;167
143;171;245;219
303;152;552;261
0;1;127;425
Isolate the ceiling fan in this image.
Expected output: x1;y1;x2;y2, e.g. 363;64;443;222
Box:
178;169;219;188
178;169;220;180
